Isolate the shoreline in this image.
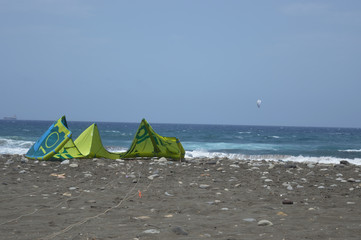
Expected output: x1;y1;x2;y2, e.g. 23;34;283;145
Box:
1;154;361;239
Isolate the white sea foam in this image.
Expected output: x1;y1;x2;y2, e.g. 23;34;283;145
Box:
104;130;121;133
185;150;361;165
283;155;361;165
185;150;289;161
183;141;279;151
105;146;128;153
339;149;361;152
0;137;33;155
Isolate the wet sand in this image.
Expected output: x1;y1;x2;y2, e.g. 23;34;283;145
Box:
1;154;361;240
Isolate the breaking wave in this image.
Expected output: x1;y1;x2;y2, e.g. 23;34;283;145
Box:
0;137;33;155
185;150;361;165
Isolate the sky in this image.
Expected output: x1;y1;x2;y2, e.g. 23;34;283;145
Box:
1;0;361;127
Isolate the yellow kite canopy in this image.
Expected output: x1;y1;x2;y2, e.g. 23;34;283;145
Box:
26;116;185;160
119;119;185;160
53;123;120;160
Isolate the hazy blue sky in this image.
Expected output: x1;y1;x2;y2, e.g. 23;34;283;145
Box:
1;1;361;127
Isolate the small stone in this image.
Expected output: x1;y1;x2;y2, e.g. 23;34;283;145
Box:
69;187;77;191
287;185;293;191
171;226;188;235
69;163;78;168
243;218;256;222
282;199;293;204
19;170;26;174
135;216;150;220
206;160;218;165
257;220;273;226
340;160;350;165
61;160;70;165
230;164;240;168
158;157;168;162
264;179;273;182
5;159;14;165
307;163;315;168
347;202;355;205
199;184;210;189
347;178;356;182
148;174;159;180
143;229;160;234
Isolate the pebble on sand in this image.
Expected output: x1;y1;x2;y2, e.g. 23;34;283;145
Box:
147;174;159;180
257;220;273;226
243;218;256;222
143;229;160;234
61;160;70;165
199;184;210;189
171;226;188;235
282;199;293;204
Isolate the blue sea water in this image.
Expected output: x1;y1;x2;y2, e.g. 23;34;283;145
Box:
1;119;361;165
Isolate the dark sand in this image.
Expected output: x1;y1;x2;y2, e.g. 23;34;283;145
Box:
1;154;360;240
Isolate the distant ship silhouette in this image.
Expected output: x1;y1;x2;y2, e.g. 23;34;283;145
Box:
3;115;17;120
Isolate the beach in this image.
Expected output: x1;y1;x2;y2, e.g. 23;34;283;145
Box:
1;154;360;240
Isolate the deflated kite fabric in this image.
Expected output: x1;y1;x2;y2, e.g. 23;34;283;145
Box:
119;119;185;160
25;116;71;161
25;116;185;160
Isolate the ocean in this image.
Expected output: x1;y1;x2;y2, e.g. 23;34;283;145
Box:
1;119;361;165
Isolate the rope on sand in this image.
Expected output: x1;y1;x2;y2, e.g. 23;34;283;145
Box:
0;165;121;226
0;208;40;225
0;192;84;226
39;166;152;240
